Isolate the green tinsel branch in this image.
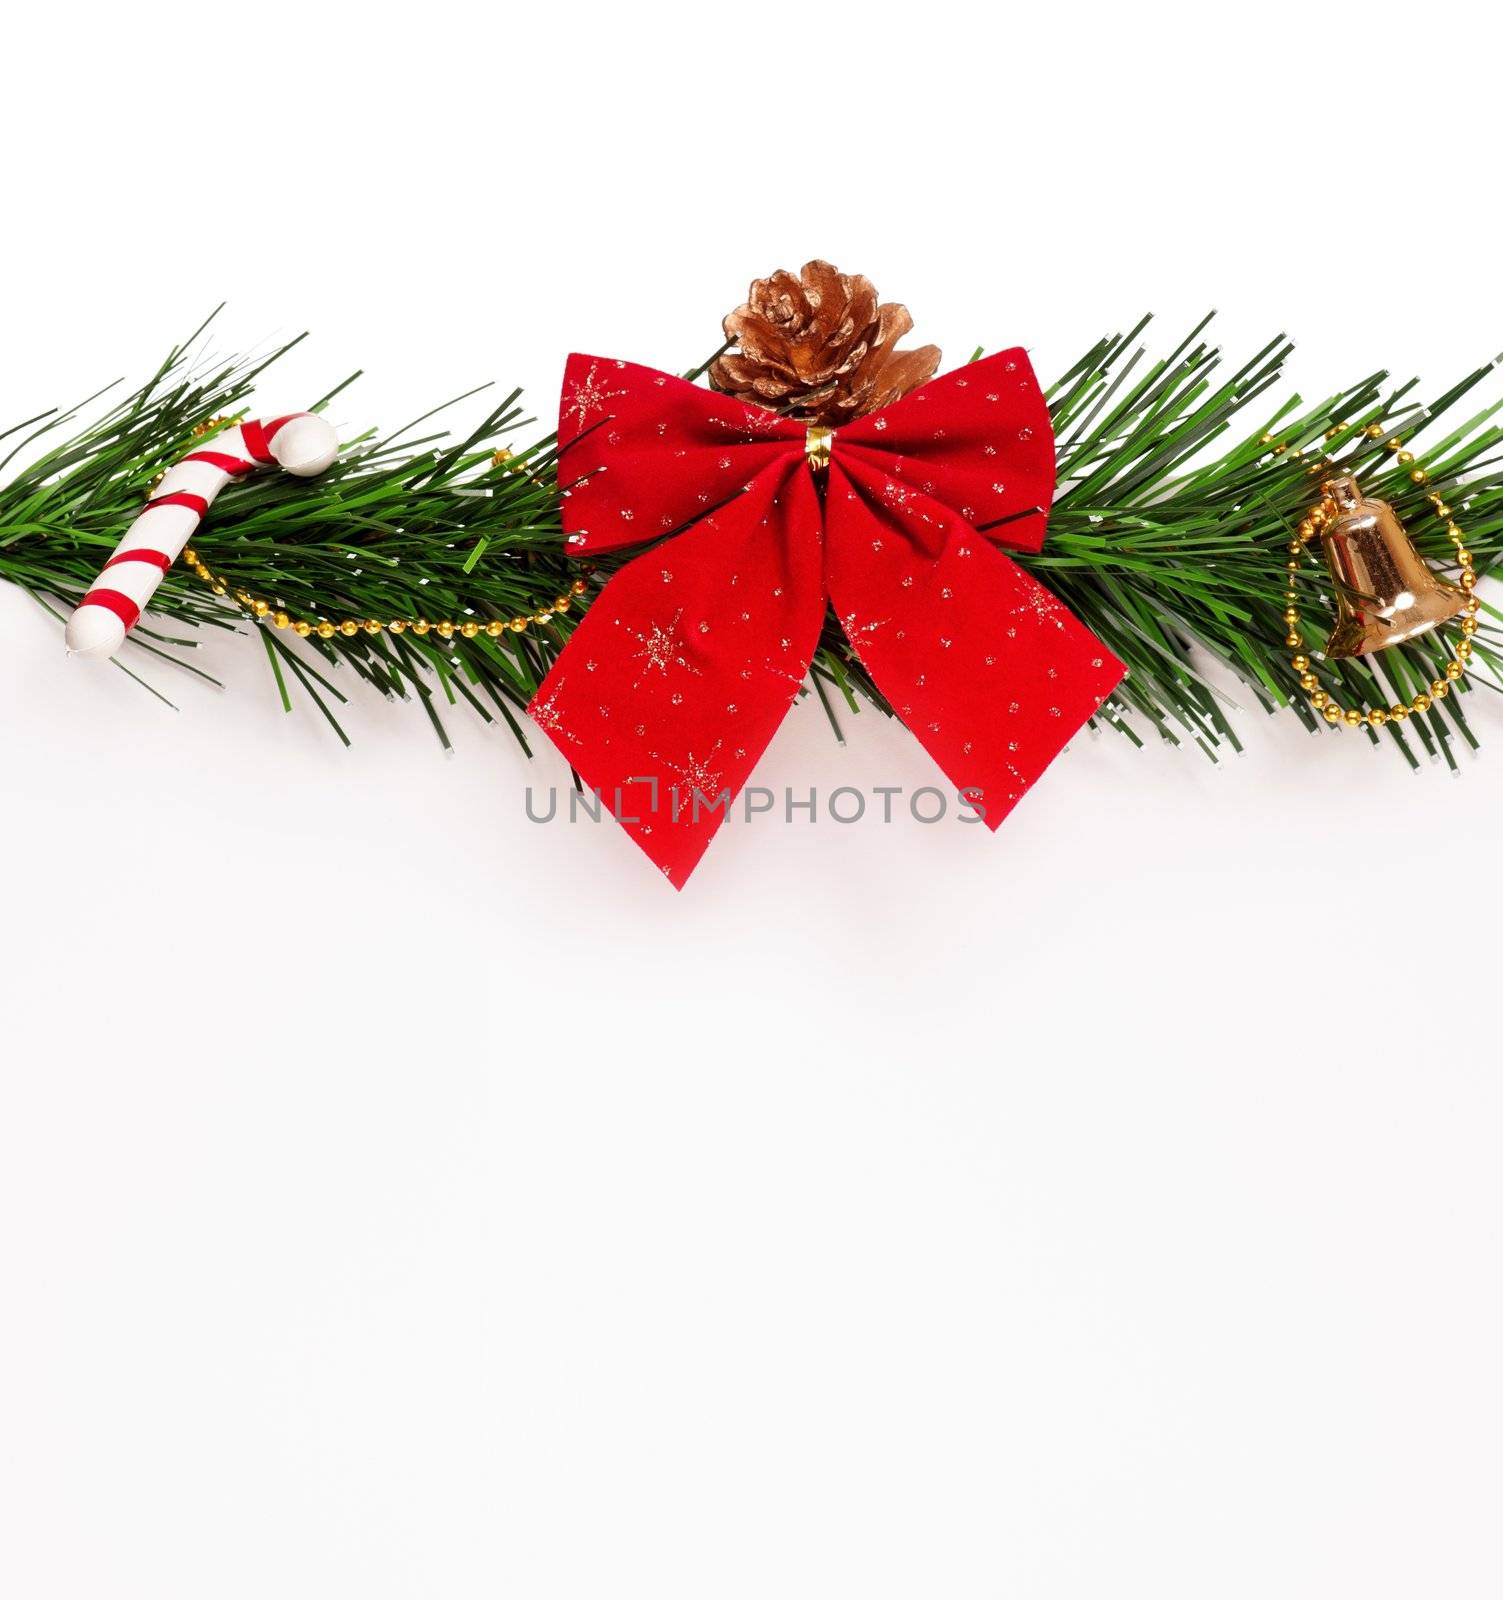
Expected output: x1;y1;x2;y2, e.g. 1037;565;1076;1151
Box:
2;309;1499;767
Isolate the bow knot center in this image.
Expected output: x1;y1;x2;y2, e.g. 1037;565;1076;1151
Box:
804;424;834;472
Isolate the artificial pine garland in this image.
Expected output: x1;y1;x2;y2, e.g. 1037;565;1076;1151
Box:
4;306;1499;769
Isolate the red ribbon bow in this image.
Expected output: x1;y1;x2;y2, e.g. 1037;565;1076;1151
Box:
528;350;1125;885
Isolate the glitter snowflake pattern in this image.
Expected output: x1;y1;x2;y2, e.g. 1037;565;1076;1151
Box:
563;360;628;430
625;608;701;689
710;407;788;439
880;477;946;534
1014;584;1070;632
529;680;579;745
840;610;891;648
761;656;807;702
653;742;726;801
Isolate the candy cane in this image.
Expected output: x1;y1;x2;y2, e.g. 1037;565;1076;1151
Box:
64;412;340;659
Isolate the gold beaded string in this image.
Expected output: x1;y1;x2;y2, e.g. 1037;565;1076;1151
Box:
165;432;590;642
1278;421;1481;730
180;544;589;642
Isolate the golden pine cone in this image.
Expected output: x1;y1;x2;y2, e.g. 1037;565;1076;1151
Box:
708;260;941;427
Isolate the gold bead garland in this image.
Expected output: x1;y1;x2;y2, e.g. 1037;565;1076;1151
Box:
1279;421;1481;729
179;545;590;641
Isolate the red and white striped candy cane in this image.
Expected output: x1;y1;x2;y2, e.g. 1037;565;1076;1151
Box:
64;412;340;658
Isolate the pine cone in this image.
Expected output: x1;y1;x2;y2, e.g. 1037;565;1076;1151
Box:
708;260;941;427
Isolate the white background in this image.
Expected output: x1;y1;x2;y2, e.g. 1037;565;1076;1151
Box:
4;5;1501;1596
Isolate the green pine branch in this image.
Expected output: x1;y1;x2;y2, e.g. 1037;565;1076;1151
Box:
2;310;1498;763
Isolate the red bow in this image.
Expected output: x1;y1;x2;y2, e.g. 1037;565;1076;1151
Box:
528;350;1124;886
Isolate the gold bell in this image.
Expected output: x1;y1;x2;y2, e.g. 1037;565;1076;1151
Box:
1307;474;1466;658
